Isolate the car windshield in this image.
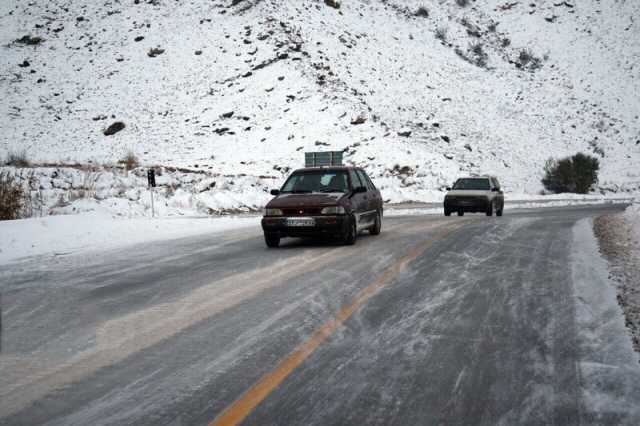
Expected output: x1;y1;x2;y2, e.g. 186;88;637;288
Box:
281;170;349;193
453;178;491;191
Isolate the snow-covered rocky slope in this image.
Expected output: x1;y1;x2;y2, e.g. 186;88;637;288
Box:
2;0;640;213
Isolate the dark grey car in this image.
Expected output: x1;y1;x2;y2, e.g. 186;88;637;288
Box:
444;176;504;216
261;167;383;247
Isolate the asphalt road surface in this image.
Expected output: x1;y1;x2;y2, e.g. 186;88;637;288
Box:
1;204;638;425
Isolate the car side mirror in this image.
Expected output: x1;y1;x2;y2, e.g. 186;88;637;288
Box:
270;189;280;196
491;187;499;192
353;186;367;194
446;187;452;191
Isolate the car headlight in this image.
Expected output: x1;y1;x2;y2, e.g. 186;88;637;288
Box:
321;206;346;215
264;208;283;216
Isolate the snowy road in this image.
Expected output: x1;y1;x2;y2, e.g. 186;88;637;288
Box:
1;204;639;425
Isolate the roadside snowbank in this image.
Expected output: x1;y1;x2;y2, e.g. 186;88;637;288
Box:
593;202;640;356
3;166;636;220
0;214;260;265
1;165;276;218
571;219;640;422
385;196;634;217
385;208;443;217
0;184;634;265
624;203;640;246
508;193;637;202
505;198;632;210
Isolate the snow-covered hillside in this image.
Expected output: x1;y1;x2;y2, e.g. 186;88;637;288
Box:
2;0;640;203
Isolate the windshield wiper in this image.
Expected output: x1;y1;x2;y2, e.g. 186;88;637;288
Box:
318;188;345;193
290;190;312;193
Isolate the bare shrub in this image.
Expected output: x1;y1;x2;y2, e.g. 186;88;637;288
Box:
435;27;447;42
119;151;139;171
455;47;469;61
456;0;469;7
462;42;488;67
461;18;481;37
518;49;533;65
165;183;178;197
71;172;98;200
22;187;45;218
589;140;605;158
20;170;45;218
517;48;542;70
5;150;30;167
415;6;429;18
0;172;25;220
147;47;165;58
471;42;484;56
53;193;69;209
15;35;44;46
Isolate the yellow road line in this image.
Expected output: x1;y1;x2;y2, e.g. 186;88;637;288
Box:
210;224;463;426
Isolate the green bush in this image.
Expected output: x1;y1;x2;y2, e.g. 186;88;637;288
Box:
542;153;600;194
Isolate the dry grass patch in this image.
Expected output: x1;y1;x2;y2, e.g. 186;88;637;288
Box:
0;172;25;220
119;151;139;171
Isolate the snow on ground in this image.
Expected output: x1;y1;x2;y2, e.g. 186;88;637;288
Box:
571;218;640;422
0;213;260;265
624;202;640;247
2;165;636;221
502;198;632;210
593;202;640;355
1;0;639;210
1;165;276;217
0;193;632;266
385;207;443;217
385;196;633;217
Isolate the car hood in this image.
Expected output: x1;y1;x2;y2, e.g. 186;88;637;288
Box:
266;192;346;208
446;190;490;197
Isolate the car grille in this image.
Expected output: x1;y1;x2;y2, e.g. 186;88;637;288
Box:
449;196;487;203
282;207;323;216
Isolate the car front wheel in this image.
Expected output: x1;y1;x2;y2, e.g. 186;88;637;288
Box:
264;233;280;248
369;211;382;235
486;201;494;216
343;216;357;245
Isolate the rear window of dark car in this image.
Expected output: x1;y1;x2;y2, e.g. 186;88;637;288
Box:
453;178;491;191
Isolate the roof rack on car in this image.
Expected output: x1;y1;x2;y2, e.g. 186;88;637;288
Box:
305;151;343;168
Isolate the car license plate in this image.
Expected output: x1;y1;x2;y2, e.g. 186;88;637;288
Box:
286;217;315;227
